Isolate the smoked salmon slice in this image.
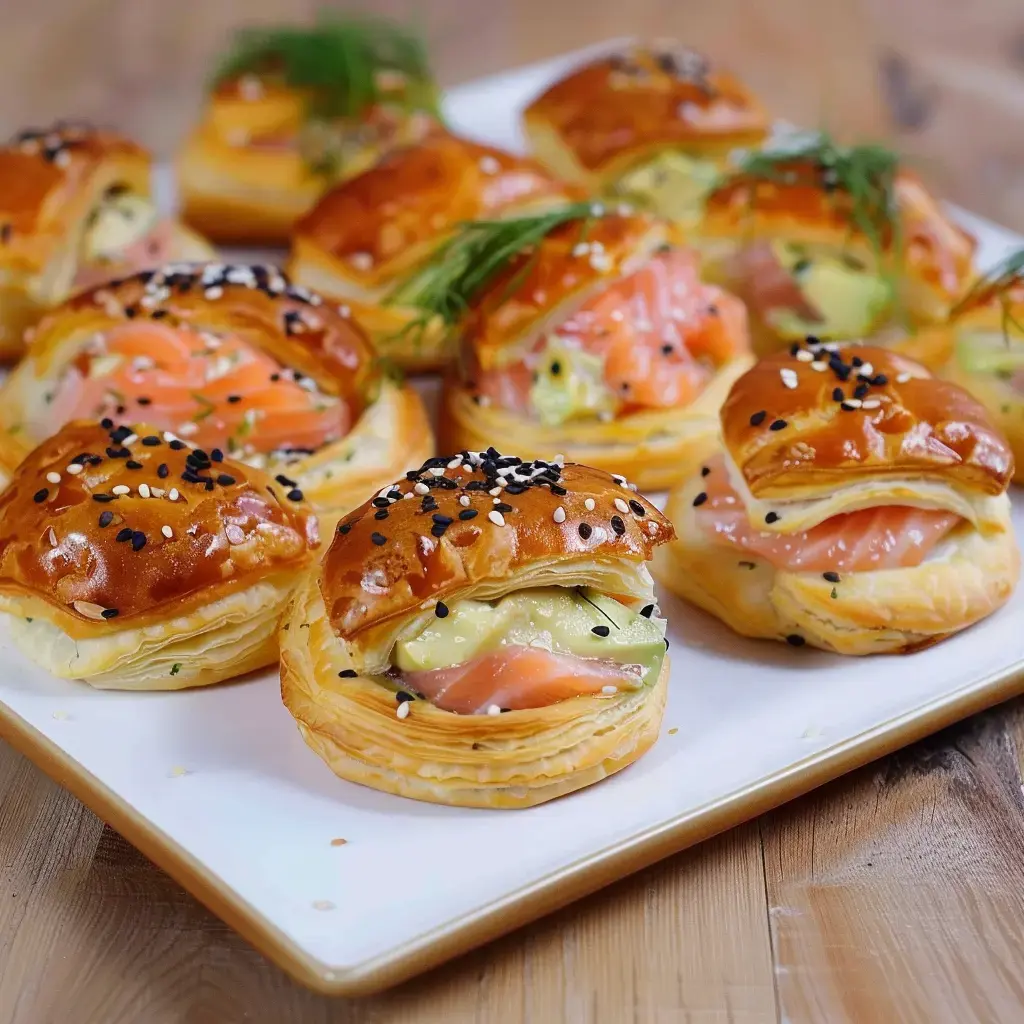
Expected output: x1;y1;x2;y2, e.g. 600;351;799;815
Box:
721;240;822;326
403;645;643;715
475;249;749;417
51;321;348;455
694;453;962;573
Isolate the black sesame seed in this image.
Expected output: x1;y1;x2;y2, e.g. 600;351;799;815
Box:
435;601;449;618
101;418;114;429
226;395;242;404
338;523;352;534
430;523;448;538
786;634;806;647
92;494;115;503
131;531;147;551
126;460;143;470
116;527;133;543
661;344;674;356
765;511;780;524
269;373;281;382
872;374;888;386
550;485;567;496
169;440;186;450
137;396;152;406
701;466;711;477
693;492;708;507
374;509;389;520
141;435;161;446
211;449;224;462
32;488;48;503
286;488;303;502
217;474;236;486
110;425;133;443
338;669;358;678
432;513;453;525
494;502;513;514
578;523;593;540
371;497;390;508
789;342;800;356
157;463;169;479
853;383;869;399
459;508;478;521
275;474;297;487
205;479;215;491
841;402;858;411
371;532;387;546
124;307;137;319
610;515;625;535
823;571;841;583
98;511;114;528
851;356;863;367
591;625;610;637
101;608;119;619
396;691;415;703
640;604;654;618
769;419;787;431
628;499;646;516
550;361;562;375
106;447;128;459
832;387;844;402
749;410;767;426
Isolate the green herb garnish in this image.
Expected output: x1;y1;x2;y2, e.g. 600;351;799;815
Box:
950;249;1024;341
388;201;602;336
170;663;182;676
214;16;440;122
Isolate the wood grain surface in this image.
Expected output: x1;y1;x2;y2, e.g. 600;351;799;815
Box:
4;2;1024;1021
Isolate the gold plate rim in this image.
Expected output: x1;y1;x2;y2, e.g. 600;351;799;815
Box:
1;661;1022;996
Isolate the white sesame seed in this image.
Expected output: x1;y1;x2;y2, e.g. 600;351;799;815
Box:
66;462;83;475
161;525;173;539
585;498;596;511
72;600;106;620
54;150;71;169
795;349;814;362
810;361;827;371
225;524;245;544
459;495;470;507
138;483;151;498
111;485;130;495
168;488;180;501
486;704;502;716
396;700;410;720
896;372;911;383
162;431;179;443
45;471;60;484
858;362;874;378
204;287;224;300
488;510;505;527
488;486;502;496
447;457;463;469
429;467;445;477
414;482;429;495
553;506;566;524
614;498;630;514
601;685;618;695
478;155;500;174
780;368;798;389
572;242;591;257
151;487;165;498
46;527;57;548
121;433;138;446
861;399;881;409
350;252;374;271
403;492;415;499
177;423;199;437
844;398;863;409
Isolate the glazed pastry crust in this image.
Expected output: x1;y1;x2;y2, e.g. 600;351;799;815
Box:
700;166;976;323
0;265;434;519
722;346;1014;499
0;123;213;359
0;419;319;688
280;574;668;808
440;353;754;491
655;443;1020;654
288;134;573;369
523;44;768;188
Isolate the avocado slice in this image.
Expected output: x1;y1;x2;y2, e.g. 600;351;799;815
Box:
767;241;892;340
613;150;720;227
393;586;667;680
529;341;617;425
955;331;1024;376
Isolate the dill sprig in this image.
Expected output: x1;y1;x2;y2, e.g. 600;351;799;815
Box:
733;135;901;260
214;16;440;121
389;201;602;333
951;248;1024;340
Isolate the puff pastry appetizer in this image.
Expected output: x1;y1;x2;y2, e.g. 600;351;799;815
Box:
0;418;318;688
0;121;213;360
899;250;1024;482
655;341;1019;654
698;136;976;354
0;263;433;521
178;17;441;245
280;449;674;807
289;132;573;370
437;203;753;489
523;42;768;227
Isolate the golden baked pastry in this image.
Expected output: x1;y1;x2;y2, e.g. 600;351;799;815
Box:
288;132;574;370
178;17;441;245
280;449;675;807
0;262;434;522
436;203;754;489
655;342;1019;654
0;419;318;689
696;136;977;354
898;250;1024;483
523;42;768;227
0;121;213;360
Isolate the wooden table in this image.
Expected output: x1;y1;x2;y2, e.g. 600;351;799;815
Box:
4;3;1024;1021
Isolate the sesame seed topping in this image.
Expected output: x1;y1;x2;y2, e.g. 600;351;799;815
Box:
45;471;60;484
98;511;113;528
138;483;151;498
371;532;387;545
823;571;841;582
750;411;767;426
168;488;180;501
591;625;610;637
693;492;708;507
111;484;130;495
861;399;881;410
72;600;108;620
435;601;449;618
769;419;787;431
287;488;303;502
396;701;410;720
553;506;566;524
795;349;814;362
459;508;478;520
46;527;57;548
578;522;593;540
130;531;146;551
486;704;501;716
488;510;505;527
779;368;799;389
66;463;83;475
610;515;625;535
414;482;429;495
33;488;48;503
225;524;245;544
810;360;827;371
338;669;357;678
584;497;596;511
613;498;630;515
896;372;912;384
786;634;806;647
628;499;646;516
161;525;173;539
841;399;862;410
601;685;618;695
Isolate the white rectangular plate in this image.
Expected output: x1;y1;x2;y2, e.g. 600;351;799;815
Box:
4;47;1024;997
